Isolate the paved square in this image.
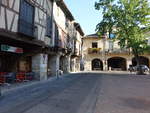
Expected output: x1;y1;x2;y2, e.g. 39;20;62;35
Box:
0;73;150;113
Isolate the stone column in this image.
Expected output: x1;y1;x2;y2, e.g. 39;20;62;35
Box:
48;54;60;76
66;55;71;73
70;58;76;72
62;55;71;74
126;58;132;70
148;57;150;68
103;60;108;71
32;54;48;81
78;57;81;72
84;60;91;71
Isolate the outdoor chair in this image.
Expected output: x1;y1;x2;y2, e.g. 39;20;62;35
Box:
16;72;26;82
25;72;35;80
5;72;16;83
0;72;7;84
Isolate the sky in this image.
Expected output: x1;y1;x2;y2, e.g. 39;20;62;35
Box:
64;0;103;35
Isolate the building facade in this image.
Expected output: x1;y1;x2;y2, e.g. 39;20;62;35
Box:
82;34;150;71
0;0;54;80
70;22;84;72
0;0;84;82
53;0;84;74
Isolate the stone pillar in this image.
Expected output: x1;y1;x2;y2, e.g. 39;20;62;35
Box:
126;58;132;70
62;55;71;74
103;60;108;71
70;58;76;72
80;58;84;71
66;55;71;73
84;60;91;71
48;54;60;76
148;57;150;68
77;57;81;72
32;54;48;80
149;59;150;68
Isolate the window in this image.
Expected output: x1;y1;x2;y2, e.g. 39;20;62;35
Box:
92;42;98;48
46;15;52;37
54;23;59;47
18;0;35;37
65;18;69;29
109;40;114;50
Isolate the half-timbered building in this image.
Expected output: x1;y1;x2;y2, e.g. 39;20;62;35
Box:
0;0;54;80
0;0;85;83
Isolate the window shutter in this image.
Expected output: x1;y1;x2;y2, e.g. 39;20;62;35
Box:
46;16;52;37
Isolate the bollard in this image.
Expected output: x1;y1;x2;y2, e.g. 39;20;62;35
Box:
56;70;59;79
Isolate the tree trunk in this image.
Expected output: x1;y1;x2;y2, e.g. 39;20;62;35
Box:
135;55;144;75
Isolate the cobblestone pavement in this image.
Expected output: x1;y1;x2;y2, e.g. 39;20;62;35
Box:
0;72;150;113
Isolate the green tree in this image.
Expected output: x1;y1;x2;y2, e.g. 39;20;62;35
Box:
95;0;150;74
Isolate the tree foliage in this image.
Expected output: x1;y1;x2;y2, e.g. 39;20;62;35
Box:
95;0;150;58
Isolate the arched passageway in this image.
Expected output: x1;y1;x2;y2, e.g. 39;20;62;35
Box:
132;56;149;67
108;57;127;71
92;59;103;70
59;56;65;71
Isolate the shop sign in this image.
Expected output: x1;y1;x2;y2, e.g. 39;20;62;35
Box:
1;44;23;53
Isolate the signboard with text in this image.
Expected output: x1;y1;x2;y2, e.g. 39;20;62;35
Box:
1;44;23;53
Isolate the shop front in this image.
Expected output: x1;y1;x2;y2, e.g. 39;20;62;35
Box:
18;56;32;72
0;43;39;84
0;44;23;72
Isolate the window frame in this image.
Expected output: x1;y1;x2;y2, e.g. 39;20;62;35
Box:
92;42;98;48
18;0;35;37
46;15;52;37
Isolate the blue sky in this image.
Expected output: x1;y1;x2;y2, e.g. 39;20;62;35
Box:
64;0;103;35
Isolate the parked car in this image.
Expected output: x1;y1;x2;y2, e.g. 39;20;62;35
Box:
128;65;149;74
136;65;149;73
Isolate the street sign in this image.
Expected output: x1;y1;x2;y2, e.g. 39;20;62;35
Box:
1;44;23;53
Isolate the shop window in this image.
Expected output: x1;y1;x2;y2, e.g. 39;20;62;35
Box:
18;57;31;72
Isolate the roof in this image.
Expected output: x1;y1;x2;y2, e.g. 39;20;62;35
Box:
74;22;85;36
56;0;74;21
84;33;99;38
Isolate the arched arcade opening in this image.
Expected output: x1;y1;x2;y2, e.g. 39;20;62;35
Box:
108;57;127;71
132;56;149;67
92;59;103;71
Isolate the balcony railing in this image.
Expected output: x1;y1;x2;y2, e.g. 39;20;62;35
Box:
18;19;34;37
88;48;101;54
88;48;131;55
106;49;131;55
